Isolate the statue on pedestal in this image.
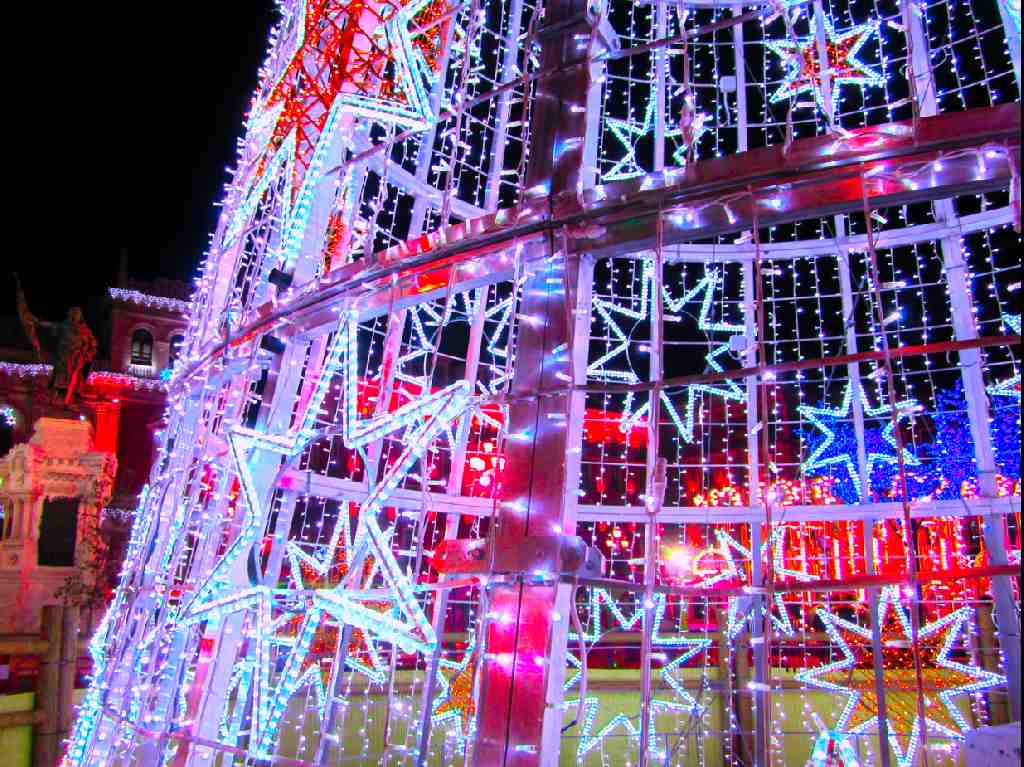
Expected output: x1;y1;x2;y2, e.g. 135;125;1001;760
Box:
15;274;97;408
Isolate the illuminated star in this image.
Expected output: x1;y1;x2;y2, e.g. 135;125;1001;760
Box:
564;589;711;749
604;103;654;181
704;528;814;640
182;311;474;756
223;0;452;265
564;590;692;691
603;99;708;181
589;264;748;444
432;635;478;741
658;633;713;716
337;0;454;131
798;381;921;502
796;587;1005;767
766;17;884;113
570;697;686;761
987;314;1021;400
284;510;390;683
247;313;473;755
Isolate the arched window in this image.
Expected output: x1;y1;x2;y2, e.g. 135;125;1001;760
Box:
169;334;185;366
130;329;154;367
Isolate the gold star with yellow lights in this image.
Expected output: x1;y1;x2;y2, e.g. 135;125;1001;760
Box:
796;587;1005;767
432;637;478;741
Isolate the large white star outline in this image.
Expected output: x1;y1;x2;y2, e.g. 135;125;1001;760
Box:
564;589;712;759
588;264;748;444
180;310;476;757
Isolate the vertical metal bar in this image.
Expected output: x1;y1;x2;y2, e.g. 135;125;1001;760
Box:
409;10;460;235
860;186;932;767
470;251;580;766
904;0;1021;717
58;606;79;746
314;624;354;765
901;0;937;117
940;234;1022;720
638;216;665;767
485;0;529;212
469;0;596;759
995;0;1022;89
415;287;489;766
364;306;408;487
34;605;61;767
910;4;1018;713
742;253;767;764
839;239;893;767
811;1;835;123
581;25;613;191
653;0;667;171
750;201;773;767
863;519;893;767
836;248;872;501
742;262;760;508
539;255;594;767
748;522;767;767
732;6;748;154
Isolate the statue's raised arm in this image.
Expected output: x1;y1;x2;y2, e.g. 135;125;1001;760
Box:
14;275;97;408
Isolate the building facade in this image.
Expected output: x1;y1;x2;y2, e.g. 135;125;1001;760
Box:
0;280;189;631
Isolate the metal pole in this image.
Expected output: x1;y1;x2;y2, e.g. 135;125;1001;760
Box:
638;212;666;767
863;521;893;767
811;1;835;124
415;287;489;766
34;605;61;767
902;1;1022;717
485;0;528;213
839;234;892;767
732;6;748;154
653;0;668;171
995;0;1022;88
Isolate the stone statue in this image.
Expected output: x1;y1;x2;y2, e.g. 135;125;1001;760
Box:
15;274;97;407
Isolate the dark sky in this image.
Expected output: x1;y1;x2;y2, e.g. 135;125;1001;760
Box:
7;3;279;321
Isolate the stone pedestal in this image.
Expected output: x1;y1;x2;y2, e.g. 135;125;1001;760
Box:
0;416;116;632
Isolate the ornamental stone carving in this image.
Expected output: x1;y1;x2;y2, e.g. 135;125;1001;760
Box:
0;416;116;631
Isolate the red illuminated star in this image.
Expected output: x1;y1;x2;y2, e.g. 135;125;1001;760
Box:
766;17;884;112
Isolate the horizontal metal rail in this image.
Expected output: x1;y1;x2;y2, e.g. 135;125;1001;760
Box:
174;105;1020;389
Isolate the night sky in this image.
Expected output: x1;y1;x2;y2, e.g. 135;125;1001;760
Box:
7;3;279;322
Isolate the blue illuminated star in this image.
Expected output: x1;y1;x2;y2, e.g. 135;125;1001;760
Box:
987;314;1021;400
798;381;921;502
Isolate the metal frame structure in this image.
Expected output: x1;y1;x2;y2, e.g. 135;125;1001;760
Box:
65;2;1020;766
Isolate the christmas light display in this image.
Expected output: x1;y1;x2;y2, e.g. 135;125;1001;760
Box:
63;0;1020;764
431;634;478;743
765;16;885;115
797;587;1006;767
798;382;922;503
